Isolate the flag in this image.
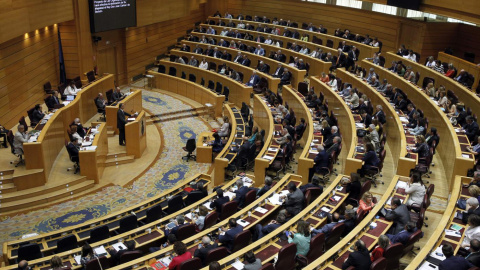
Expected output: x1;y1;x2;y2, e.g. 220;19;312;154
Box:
58;28;67;84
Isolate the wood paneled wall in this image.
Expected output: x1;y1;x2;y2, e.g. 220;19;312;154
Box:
421;23;459;62
0;26;59;129
225;0;404;53
0;0;74;45
455;24;480;64
59;21;80;80
124;4;206;81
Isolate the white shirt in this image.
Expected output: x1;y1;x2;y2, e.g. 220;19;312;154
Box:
404;54;417;62
237;23;245;29
64;85;80;96
463;225;480;246
425;61;435;68
329;78;338;91
199;61;208;70
264;39;272;45
405;182;426;206
299;48;308;54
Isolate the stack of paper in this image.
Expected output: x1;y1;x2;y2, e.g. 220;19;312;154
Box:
395;181;408;189
112;242;127;252
332;195;341;201
94;245;107;256
231;260;245;270
444;229;461;238
321;206;331;212
224;191;236;200
254;207;268;214
237;219;250;227
263;155;274;160
74;255;82;265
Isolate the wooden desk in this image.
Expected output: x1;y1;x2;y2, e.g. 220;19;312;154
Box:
383;52;480;120
196;131;213;163
335;68;415;176
23;74;115;187
105;89;143;134
206;16;377;60
156;60;252;109
213;105;246;186
78;123;108;183
188;32;307;88
405;176;464;270
147;71;225;118
125;110;147;158
361;60;473;186
171;47;280;93
253;95;275;185
437;52;480;90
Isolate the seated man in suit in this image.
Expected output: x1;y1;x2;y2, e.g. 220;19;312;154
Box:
467;239;480;267
210;188;229;213
112;87;124;101
72;118;86;138
66;138;81;163
463;116;479;143
254;44;265;56
234;179;251;208
462;197;480;224
312;212;340;238
46;91;61;110
326;136;341;156
272;63;284;78
165;215;190;238
254;213;286;240
30;104;45;125
257;176;273;197
281;182;304;216
342;240;372;270
323;126;339;149
219;218;244;251
386;221;417;245
245;71;260;87
194;236;218;266
308;146;329;180
108;240;142;265
95;93;106;112
385;198;411;234
341;209;356;237
439;244;473;270
300;176;323;194
278;68;291;89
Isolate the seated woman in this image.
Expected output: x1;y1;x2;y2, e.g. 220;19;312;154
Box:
320;72;330;83
460;215;480;251
357;191;375;215
411;135;430;158
70;125;83;143
210;133;224;153
358;143;379;177
192;205;209;231
370;235;390;262
345;173;362;203
51;256;67;270
444;63;456;78
243;251;262;270
423;82;436;97
467;136;480;158
168;241;192;270
405;172;426;207
436;89;448;107
320;120;331;142
80;244;96;268
287;220;311;256
218;116;230;137
445;99;457;117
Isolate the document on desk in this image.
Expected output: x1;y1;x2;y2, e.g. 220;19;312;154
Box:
355;123;365;129
231;260;245;270
127;117;136;121
254;207;268;214
399;116;409;123
82;141;92;147
263;155;274;160
444;229;461;238
203;202;213;210
462;154;471;158
430;246;445;261
94;245;107;256
225;191;236;200
321;206;331;212
82;146;97;151
395;181;408;189
160;257;172;267
237;219;250;227
268;147;278;152
418;261;438;270
332;195;341;201
74;255;81;265
269;193;284;205
112;242;127;252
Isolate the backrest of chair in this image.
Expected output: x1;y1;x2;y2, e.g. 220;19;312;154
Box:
119;250;143;264
304;189;312;206
307;233;325;262
426;184;434;198
56;234;78;253
326;39;333;48
89;225;109;243
184;192;205;207
86;71;96;83
384;243;403;269
220;200;238;220
169;67;177;76
356;208;367;225
325;223;345;250
17;243;42;261
403;230;422;255
206;247;230;265
19;116;28;132
167;194;184;214
158;65;166;73
176;223;196;241
223;86;230;99
275;243;297;270
105;89;113;103
44;81;52;91
305;187;322;202
189;73;196;82
370;257;387;270
208;80;215;90
359;180;372;200
85;256;109;270
231;230;251;252
244;189;256;206
119;214;138;233
415;208;426;230
202;212;219;231
146;204;163;223
216;82;222;92
186;138;196;152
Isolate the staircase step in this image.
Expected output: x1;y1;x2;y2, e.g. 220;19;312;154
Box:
0;183;17;194
107;130;115;137
106;152;127;159
0;180;95;213
0;176;87;203
104;155;135;167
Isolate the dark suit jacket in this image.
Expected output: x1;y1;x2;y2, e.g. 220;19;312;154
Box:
117;109;131;129
31;110;45;123
272;67;284;77
241;58;251;67
210;196;229;213
387;229;414;245
385;204;411;234
194;243;218;266
464;121;479;142
313;150;329;173
439;256;473;270
66;143;79;161
257;185;271;197
113;91;123;101
342;250;371;270
467;252;480;267
342;218;356;237
346;181;361;201
280;72;291;83
46;95;60;109
246;75;260;86
219;225;243;251
285;188;304;215
299;183;323;194
361;114;372;127
324;132;339;149
234;186;251;208
193;48;203;54
462;206;480;224
375;110;386;124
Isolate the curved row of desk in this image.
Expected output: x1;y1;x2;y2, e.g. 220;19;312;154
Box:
206;16;378;60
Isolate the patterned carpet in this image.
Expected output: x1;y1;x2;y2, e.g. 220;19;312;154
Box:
0;90;211;253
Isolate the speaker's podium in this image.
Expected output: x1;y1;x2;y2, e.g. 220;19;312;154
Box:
125;110;147;158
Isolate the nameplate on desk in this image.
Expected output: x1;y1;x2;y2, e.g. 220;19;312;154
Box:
82;141;92;147
145;75;154;78
112;242;127;252
462;154;471;159
127;117;136;121
263;155;274;160
254;207;268;214
82;146;97;151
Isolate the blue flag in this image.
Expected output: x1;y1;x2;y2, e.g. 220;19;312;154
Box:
58;28;66;84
